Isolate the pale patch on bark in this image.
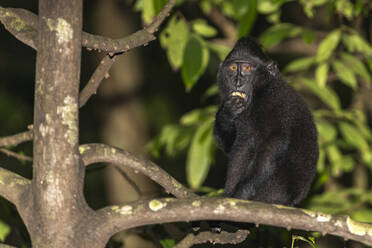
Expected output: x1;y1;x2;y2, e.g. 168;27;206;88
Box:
213;204;225;214
346;217;372;236
57;96;78;146
149;199;165;211
46;18;73;54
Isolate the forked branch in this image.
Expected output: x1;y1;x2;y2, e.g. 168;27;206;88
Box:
79;143;196;199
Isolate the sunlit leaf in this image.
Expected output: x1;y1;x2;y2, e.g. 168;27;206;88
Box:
202;84;219;100
154;124;192;156
352;209;372;222
207;42;231;61
160;16;190;69
332;60;357;89
340;53;371;84
260;23;302;48
192;19;217;38
317;121;337;143
142;0;165;24
300;78;340;110
339;122;368;149
300;0;328;18
342;33;372;56
283;56;315;73
315;63;329;87
335;0;354;19
180;106;217;125
186;120;215;189
316;29;341;62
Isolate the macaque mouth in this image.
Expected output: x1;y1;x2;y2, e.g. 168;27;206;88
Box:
231;91;247;100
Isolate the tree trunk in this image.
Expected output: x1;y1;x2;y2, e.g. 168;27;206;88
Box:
19;0;91;246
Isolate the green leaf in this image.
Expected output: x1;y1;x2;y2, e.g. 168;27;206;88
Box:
186;120;215;189
315;63;329;87
260;23;302;48
155;125;192;156
301;78;340;110
340;53;371;83
236;0;257;38
167;19;189;69
326;145;343;176
0;219;10;242
160;16;190;69
355;0;364;16
316;29;341;62
192;19;217;38
234;0;249;17
300;0;328;18
180;106;217;126
342;34;372;56
301;28;316;43
317;121;337;143
332;60;357;89
141;0;166;23
160;239;175;248
283;56;315;73
257;0;280;14
335;0;354;19
142;0;155;23
207;42;230;61
339;122;369;150
181;36;209;91
200;0;212;14
352;209;372;222
202;84;219;100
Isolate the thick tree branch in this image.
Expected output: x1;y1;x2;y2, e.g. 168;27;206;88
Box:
0;167;30;206
0;0;176;53
0;130;33;147
174;229;249;248
79;143;196;199
82;197;372;247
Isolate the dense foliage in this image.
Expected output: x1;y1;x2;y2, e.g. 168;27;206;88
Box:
141;0;372;223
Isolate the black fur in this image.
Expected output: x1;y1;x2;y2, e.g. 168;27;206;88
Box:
214;37;318;206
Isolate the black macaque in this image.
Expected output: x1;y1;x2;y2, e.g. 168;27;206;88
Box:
214;37;318;206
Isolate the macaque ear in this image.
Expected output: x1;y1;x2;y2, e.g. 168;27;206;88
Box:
266;61;279;77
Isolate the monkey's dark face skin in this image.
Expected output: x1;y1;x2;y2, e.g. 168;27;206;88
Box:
214;37;318;206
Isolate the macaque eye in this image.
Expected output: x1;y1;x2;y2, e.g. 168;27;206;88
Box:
242;65;251;71
229;64;238;71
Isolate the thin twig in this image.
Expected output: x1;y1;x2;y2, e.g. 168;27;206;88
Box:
145;0;177;34
0;131;33;147
79;55;117;108
79;0;177;107
0;148;32;162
